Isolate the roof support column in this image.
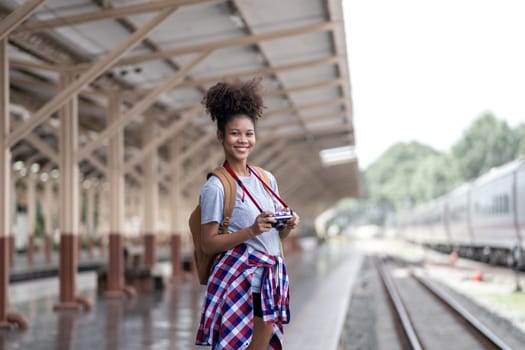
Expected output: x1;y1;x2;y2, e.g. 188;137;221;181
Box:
85;183;95;259
43;178;54;264
54;72;90;312
169;138;183;280
97;185;109;257
105;94;131;298
0;38;27;329
142;117;158;267
25;176;36;266
9;173;16;268
128;186;141;234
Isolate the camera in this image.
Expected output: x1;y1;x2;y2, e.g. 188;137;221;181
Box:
269;210;293;231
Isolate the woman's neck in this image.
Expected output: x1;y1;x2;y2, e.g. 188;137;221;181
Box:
225;159;249;177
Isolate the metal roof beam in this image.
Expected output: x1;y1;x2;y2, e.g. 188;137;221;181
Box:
6;7;179;148
250;139;287;166
114;21;337;66
327;0;354;144
85;154;108;177
272;161;322;197
10;109;111;177
10;59;61;72
10;116;59;164
122;103;202;174
0;0;45;41
120;77;343;118
264;79;343;98
264;97;346;118
77;50;210;161
12;117;111;176
180;150;222;188
24;133;59;164
232;0;323;174
262;123;353;142
174;55;340;91
160;133;215;179
122;55;340;101
13;0;219;33
261;111;345;131
262;147;295;173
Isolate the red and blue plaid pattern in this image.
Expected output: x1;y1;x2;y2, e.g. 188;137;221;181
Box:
195;244;290;349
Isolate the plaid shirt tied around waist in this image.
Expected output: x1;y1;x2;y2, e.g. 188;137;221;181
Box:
195;244;290;349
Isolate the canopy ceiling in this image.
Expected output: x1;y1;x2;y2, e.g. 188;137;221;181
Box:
1;0;361;221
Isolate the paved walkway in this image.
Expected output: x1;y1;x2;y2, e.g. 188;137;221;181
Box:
1;240;363;350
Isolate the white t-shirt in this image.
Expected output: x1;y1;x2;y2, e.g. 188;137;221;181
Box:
199;169;282;292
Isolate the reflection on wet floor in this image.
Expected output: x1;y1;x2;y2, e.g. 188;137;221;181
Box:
1;281;206;350
0;241;361;350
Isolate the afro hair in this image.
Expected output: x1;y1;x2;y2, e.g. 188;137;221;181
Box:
202;77;265;132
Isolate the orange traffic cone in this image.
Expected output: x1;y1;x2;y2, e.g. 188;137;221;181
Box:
473;270;483;282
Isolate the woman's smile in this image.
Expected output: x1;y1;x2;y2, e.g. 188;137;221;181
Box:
221;115;256;162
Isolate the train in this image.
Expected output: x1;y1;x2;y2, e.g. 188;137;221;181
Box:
399;157;525;267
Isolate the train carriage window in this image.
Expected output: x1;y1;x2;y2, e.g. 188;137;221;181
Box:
491;194;510;215
502;194;509;214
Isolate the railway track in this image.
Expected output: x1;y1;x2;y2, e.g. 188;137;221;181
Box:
375;256;514;350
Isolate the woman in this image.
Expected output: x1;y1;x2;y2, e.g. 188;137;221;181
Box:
195;78;299;350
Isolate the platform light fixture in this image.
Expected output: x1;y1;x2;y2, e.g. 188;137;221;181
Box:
319;145;356;167
13;160;24;171
31;163;40;173
50;169;60;179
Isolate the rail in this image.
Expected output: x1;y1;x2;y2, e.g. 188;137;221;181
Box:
374;257;423;350
414;274;513;350
376;255;515;350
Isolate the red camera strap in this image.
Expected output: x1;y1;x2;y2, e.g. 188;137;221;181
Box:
223;161;288;213
247;164;288;208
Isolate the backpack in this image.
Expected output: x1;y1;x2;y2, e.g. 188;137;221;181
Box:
189;165;270;285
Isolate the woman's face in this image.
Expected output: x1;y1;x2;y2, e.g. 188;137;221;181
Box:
219;115;256;163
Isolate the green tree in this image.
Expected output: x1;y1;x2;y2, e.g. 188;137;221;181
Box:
452;113;517;180
364;142;440;222
515;123;525;157
410;154;459;202
335;113;523;228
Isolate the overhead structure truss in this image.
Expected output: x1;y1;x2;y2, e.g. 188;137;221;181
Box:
2;0;360;225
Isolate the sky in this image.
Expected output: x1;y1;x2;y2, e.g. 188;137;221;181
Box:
342;0;525;169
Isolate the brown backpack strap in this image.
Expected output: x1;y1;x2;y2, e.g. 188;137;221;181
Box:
250;165;271;196
208;167;237;234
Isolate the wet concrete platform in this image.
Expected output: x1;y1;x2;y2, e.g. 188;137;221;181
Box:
0;240;363;350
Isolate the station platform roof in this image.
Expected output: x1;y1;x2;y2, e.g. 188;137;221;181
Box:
2;0;360;220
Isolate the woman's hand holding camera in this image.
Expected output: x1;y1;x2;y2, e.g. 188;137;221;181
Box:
249;210;276;237
285;211;300;230
248;210;300;239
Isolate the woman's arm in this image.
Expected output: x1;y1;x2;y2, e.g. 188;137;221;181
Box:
201;210;276;255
